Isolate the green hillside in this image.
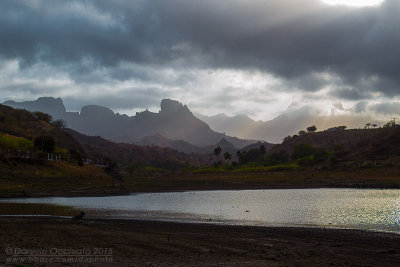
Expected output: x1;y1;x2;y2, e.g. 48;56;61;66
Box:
0;104;209;196
0;105;118;197
269;127;400;166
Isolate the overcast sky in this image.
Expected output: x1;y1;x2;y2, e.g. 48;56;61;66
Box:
0;0;399;121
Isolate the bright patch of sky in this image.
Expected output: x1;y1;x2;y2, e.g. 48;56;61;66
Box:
322;0;384;7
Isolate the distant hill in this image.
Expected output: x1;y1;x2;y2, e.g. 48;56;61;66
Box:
0;104;116;192
135;133;242;155
195;113;259;138
0;104;84;155
4;97;258;152
65;129;212;168
4;97;66;119
269;127;400;161
134;133;172;147
196;110;379;144
241;141;274;152
135;134;206;154
0;104;213;169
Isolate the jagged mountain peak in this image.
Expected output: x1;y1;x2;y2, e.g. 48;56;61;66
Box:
3;96;66;115
160;99;190;114
80;105;115;117
2;96;258;151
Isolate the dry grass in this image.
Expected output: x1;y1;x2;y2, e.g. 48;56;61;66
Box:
123;167;400;192
0;160;119;197
0;203;77;216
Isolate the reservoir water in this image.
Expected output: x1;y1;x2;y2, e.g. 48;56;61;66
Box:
3;189;400;233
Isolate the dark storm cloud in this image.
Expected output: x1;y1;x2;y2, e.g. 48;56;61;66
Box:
0;0;400;100
0;0;188;69
330;87;372;100
157;0;400;98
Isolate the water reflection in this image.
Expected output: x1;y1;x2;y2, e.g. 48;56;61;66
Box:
3;189;400;232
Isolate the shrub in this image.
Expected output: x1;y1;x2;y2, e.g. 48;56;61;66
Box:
292;143;329;166
33;112;52;123
264;151;289;166
34;135;56;153
292;144;316;160
52;119;67;128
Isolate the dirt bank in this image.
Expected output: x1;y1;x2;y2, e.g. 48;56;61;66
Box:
1;218;400;266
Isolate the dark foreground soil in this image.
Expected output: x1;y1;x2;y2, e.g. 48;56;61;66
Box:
1;218;400;266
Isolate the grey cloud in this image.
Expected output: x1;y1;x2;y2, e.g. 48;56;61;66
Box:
0;0;400;101
370;102;400;115
155;0;400;92
0;81;164;112
0;81;68;98
330;87;372;100
63;87;164;111
284;72;340;93
0;0;174;67
352;101;400;117
354;101;368;113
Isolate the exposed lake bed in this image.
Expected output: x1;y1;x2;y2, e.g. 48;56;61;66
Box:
1;217;400;266
2;188;400;233
2;188;400;265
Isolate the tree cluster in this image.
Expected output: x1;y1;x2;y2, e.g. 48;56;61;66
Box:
33;135;56;153
33;111;52;123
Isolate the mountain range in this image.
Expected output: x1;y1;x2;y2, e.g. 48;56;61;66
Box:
3;97;260;153
0;103;213;171
196;108;378;143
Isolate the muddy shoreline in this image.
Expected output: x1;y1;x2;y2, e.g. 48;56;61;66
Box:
2;168;400;198
1;218;400;266
3;182;400;199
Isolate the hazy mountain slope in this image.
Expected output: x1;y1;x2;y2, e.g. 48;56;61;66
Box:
134;133;244;155
0;104;212;167
134;133;172;147
134;134;204;154
197;111;378;144
4;97;257;149
117;99;256;148
241;141;274;152
69;105;129;138
65;129;212;167
117;99;224;146
195;113;260;138
3;97;66;119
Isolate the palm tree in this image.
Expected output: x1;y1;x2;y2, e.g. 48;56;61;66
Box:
260;145;266;155
223;152;232;162
260;145;266;161
214;146;222;161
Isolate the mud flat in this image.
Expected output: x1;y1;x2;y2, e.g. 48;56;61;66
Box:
1;218;400;266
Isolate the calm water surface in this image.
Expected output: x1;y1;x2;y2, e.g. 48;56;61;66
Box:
3;189;400;232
